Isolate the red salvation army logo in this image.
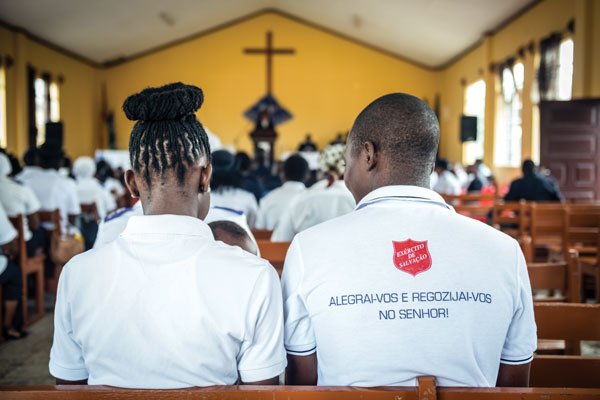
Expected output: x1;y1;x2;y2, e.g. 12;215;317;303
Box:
392;239;432;276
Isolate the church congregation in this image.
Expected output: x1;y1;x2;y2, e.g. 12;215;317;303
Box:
0;0;599;397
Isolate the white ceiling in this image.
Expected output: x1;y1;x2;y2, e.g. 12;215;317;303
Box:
0;0;535;68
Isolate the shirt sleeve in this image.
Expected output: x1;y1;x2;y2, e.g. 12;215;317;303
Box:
281;237;316;356
0;203;17;245
23;185;42;214
65;180;82;215
237;266;287;382
49;265;89;381
500;241;537;365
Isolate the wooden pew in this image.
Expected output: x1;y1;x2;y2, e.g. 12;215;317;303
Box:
531;302;600;387
564;204;600;301
252;229;274;241
257;241;291;277
8;214;45;327
1;380;599;399
492;200;528;238
529;203;566;261
442;193;497;223
528;249;581;303
80;202;99;221
38;209;62;293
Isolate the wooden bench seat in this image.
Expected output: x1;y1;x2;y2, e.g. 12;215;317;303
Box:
528;249;581;303
252;229;274;241
1;378;599;399
530;302;600;387
8;214;45;327
257;241;291;277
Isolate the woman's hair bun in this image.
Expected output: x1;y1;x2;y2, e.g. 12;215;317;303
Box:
122;82;204;121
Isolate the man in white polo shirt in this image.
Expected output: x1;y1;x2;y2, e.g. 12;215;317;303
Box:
281;93;536;387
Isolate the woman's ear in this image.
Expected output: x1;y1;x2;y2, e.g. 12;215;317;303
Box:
199;164;213;194
124;170;140;198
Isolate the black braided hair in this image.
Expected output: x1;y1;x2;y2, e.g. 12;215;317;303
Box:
123;82;212;187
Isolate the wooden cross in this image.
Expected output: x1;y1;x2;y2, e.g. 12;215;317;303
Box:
244;31;295;94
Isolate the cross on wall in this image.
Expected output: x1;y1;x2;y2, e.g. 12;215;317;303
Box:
243;31;295;94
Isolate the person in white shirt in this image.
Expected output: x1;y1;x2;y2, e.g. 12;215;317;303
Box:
50;82;285;388
433;158;462;196
20;143;81;232
14;148;42;183
271;144;355;241
210;150;259;228
256;154;309;230
72;156;116;220
0;202;24;339
0;153;44;257
282;93;536;388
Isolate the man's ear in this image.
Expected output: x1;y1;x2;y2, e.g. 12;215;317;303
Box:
363;141;378;171
199;164;213;193
124;170;140;198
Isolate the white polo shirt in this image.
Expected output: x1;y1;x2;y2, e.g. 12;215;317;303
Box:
75;177;116;219
20;168;81;231
271;180;355;242
50;214;286;388
281;185;536;387
0;202;18;275
211;187;259;228
0;176;41;241
256;181;306;230
433;170;462;196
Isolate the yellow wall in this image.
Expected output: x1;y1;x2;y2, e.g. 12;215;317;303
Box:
1;25;99;159
2;1;599;187
438;0;600;186
100;12;440;157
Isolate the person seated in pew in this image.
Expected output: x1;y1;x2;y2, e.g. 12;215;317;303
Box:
255;155;309;230
72;156;117;220
271;143;355;241
50;83;285;388
20;142;81;233
209;220;258;255
0;202;24;339
281;93;536;388
432;158;462;195
14;148;42;182
210;150;259;228
504;159;564;202
0;153;45;257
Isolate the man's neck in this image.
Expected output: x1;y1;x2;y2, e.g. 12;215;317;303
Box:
371;175;430;192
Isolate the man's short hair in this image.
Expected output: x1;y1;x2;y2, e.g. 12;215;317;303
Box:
209;220;250;242
435;158;449;171
284;155;309;182
522;159;535;174
349;93;439;180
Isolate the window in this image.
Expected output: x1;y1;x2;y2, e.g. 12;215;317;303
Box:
556;38;573;100
463;80;486;165
494;62;523;167
34;77;60;145
0;66;6;148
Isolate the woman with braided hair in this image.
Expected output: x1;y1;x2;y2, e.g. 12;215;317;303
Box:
50;83;286;388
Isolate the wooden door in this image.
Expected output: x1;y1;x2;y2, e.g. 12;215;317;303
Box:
540;99;600;202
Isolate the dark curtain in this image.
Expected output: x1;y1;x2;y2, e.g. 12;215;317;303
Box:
27;65;37;150
538;33;562;101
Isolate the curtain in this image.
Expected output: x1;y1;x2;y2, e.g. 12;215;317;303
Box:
27;65;37;149
538;33;562;101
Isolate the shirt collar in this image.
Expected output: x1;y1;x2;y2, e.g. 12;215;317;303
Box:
282;181;306;190
356;185;452;211
121;214;214;239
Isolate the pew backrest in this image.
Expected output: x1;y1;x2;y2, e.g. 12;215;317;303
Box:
257;241;291;276
528;249;581;302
